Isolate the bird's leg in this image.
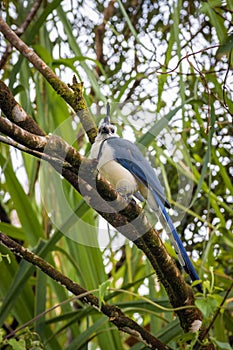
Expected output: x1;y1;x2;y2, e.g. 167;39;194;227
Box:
116;186;134;203
116;187;130;201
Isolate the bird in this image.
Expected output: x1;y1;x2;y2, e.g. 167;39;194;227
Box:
91;103;202;292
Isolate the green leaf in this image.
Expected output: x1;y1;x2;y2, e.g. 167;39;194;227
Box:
0;222;25;240
99;280;111;309
217;34;233;57
116;0;152;53
65;317;108;350
138;99;194;147
0;248;34;326
195;295;219;318
210;338;232;350
32;44;53;63
189;104;215;207
0;154;44;245
200;2;227;43
8;339;26;350
157;319;182;344
0;329;3;344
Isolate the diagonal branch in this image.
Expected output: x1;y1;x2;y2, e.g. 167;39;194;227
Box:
0;93;203;334
0;232;171;350
0;80;45;136
0;16;97;143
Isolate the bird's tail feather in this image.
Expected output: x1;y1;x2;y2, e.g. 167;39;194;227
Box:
153;192;202;292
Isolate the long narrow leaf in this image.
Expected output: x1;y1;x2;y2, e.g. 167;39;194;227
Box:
138;99;194;147
0;154;44;245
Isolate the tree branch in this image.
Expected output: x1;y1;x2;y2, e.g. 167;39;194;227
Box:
0;17;97;143
95;0;116;76
0;95;203;335
0;232;171;350
0;80;45;136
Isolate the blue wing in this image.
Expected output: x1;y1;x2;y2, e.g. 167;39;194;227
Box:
106;138;170;208
106;137;202;292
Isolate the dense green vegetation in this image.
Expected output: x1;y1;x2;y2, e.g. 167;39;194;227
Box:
0;1;232;349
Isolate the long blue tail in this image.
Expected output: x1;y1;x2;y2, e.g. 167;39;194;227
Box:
154;192;203;293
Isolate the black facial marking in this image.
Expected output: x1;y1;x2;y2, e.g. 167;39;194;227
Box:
99;125;115;135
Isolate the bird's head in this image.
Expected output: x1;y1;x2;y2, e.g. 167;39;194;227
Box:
96;103;118;140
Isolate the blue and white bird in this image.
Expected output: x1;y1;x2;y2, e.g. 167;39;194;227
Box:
91;103;202;292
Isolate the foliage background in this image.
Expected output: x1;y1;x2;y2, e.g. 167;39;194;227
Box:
0;0;232;349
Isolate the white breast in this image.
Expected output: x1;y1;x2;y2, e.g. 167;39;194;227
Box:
101;160;138;195
90;140;138;195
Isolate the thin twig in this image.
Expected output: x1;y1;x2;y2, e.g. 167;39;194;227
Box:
4;290;99;340
0;135;72;170
156;45;220;75
223;50;232;108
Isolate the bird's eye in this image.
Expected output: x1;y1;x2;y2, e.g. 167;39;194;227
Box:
102;127;108;133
